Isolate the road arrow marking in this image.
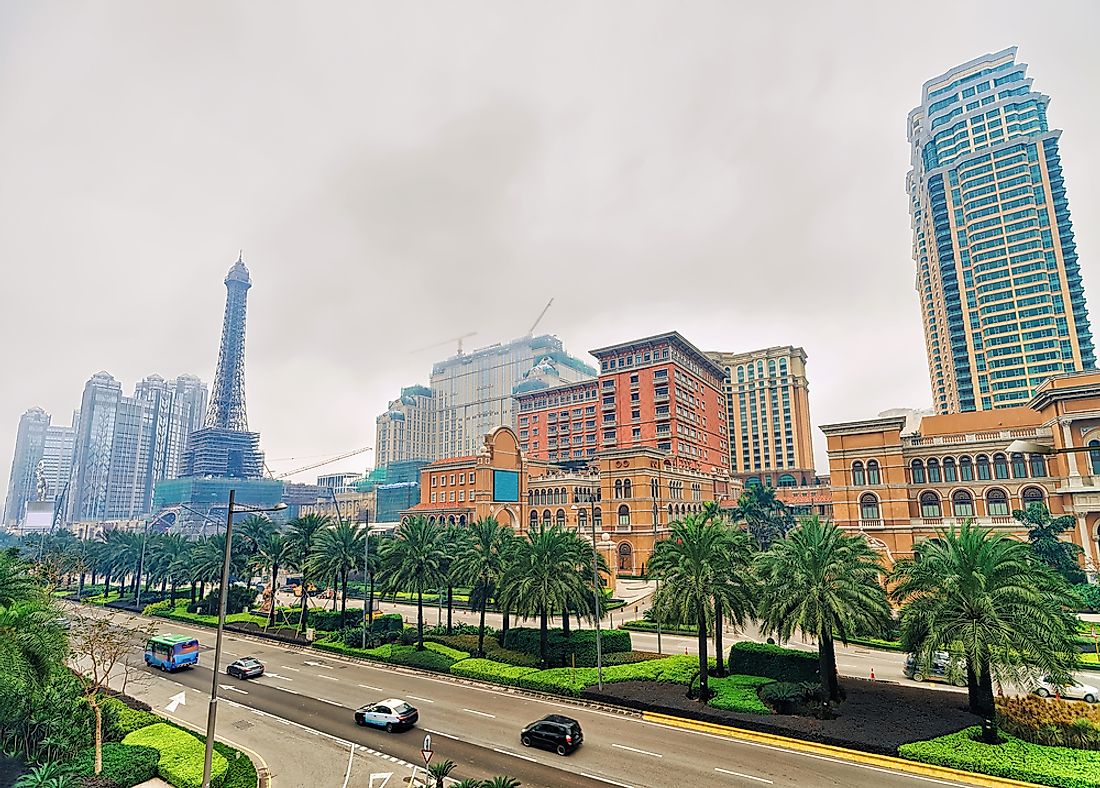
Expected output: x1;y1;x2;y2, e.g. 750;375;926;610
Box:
166;691;186;713
263;673;292;681
218;684;249;695
368;774;392;788
303;660;333;669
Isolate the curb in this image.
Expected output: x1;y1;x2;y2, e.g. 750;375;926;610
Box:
641;712;1045;788
161;711;274;788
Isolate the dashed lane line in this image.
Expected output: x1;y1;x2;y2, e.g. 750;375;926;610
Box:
280;666;301;672
581;774;635;788
491;746;537;763
462;708;496;718
319;698;346;707
612;743;662;758
406;695;434;703
715;767;773;784
316;674;341;681
359;683;384;691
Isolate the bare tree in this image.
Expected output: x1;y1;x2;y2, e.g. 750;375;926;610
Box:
67;613;156;774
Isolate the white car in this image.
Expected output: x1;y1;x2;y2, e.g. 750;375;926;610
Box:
1034;677;1099;703
353;698;419;732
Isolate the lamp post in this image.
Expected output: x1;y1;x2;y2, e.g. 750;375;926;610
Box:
362;508;374;649
202;492;287;788
572;489;603;690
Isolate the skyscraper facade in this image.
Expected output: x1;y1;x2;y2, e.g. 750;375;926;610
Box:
3;407;51;524
39;420;76;505
908;47;1094;414
374;385;434;468
707;346;816;486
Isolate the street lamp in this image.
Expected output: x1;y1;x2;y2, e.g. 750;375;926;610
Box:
134;517;154;610
202;491;287;788
571;489;604;691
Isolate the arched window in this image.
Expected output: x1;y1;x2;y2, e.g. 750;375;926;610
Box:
459;515;467;525
1011;453;1028;479
852;461;866;486
556;509;566;527
959;456;974;481
448;515;456;525
577;509;587;529
1091;440;1100;475
593;507;602;527
952;490;975;518
527;491;534;506
927;459;942;483
993;454;1009;480
667;504;673;517
529;511;538;528
1029;454;1047;478
867;460;881;485
943;457;957;482
617;504;630;526
920;491;941;518
614;480;623;499
976;455;991;481
1021;487;1045;507
542;509;552;525
911;460;926;484
859;493;880;521
777;474;796;487
623;479;632;498
618;542;633;572
987;489;1010;517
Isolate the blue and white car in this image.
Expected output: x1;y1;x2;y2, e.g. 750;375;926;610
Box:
354;698;419;732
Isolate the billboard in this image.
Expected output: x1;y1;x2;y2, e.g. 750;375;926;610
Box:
492;470;520;502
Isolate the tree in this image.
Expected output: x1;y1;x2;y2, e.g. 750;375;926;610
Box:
427;758;456;788
481;777;521;788
1014;503;1086;585
0;550;39;607
236;516;275;588
309;521;364;620
731;484;794;550
286;513;333;636
250;532;292;628
890;523;1080;732
649;513;755;699
381;517;444;650
150;534;192;607
439;524;467;635
756;516;891;702
67;613;156;775
453;518;513;657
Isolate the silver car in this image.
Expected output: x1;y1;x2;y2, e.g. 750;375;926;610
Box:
1034;676;1099;703
354;698;419;732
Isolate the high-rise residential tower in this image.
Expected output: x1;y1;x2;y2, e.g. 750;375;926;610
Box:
707;346;816;486
908;47;1094;413
3;407;51;524
375;385;434;468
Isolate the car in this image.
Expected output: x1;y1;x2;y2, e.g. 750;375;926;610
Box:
903;651;967;687
520;714;583;756
226;657;265;679
354;698;418;732
1035;677;1099;703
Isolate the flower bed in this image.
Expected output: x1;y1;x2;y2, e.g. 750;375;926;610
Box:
900;727;1100;788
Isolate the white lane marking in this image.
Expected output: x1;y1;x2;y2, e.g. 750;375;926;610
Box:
581;774;634;788
263;673;292;681
491;746;536;763
340;742;355;788
612;743;662;758
218;684;249;695
316;674;340;681
281;666;301;672
715;767;773;784
462;708;496;718
304;660;333;669
406;695;434;703
422;728;461;741
359;683;383;691
281;688;301;695
319;698;346;707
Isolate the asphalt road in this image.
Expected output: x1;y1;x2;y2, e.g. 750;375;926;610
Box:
75;605;993;788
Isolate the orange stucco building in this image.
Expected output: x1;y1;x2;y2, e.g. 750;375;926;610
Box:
822;370;1100;573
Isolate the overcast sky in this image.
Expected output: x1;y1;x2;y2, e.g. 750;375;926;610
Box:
2;1;1098;494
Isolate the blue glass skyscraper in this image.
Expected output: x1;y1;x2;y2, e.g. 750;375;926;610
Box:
908;48;1093;413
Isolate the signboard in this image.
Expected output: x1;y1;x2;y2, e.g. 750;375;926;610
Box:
493;470;520;502
421;733;433;766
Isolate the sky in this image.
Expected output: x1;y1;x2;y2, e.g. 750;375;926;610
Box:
1;0;1099;494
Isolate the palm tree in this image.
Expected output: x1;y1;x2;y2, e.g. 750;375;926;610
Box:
756;516;891;702
732;484;794;550
440;523;467;635
381;517;445;650
427;759;456;788
481;778;521;788
286;513;333;635
250;532;292;628
149;534;191;607
0;601;68;727
0;550;39;607
1014;502;1085;585
649;513;755;699
890;522;1080;729
498;524;598;667
453;518;513;657
236;516;275;587
309;522;364;621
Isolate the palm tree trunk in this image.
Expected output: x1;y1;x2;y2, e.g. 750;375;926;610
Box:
268;563;279;628
341;570;349;621
820;632;841;702
169;579;177;606
714;596;725;677
417;588;425;650
78;572;86;602
368;569;375;626
562;606;571;637
501;608;510;645
540;607;549;667
697;601;709;701
298;574;309;635
446;583;453;635
977;665;997;723
190;582;198;604
966;664;980;714
477;599;488;657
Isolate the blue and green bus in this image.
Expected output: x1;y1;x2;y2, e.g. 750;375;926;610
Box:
144;634;200;672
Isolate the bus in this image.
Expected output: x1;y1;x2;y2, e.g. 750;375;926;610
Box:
144;634;200;672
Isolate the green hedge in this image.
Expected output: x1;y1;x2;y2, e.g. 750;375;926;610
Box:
102;696;161;741
846;637;904;652
68;743;160;787
618;620;697;635
707;675;773;715
313;640;466;672
450;658;539;686
214;741;258;788
426;633;538;667
454;654;708;697
728;641;819;684
899;727;1100;788
124;723;228;788
502;627;631;666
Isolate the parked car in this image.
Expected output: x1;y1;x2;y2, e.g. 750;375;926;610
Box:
354;699;418;732
1035;677;1099;703
903;651;967;687
226;657;265;679
520;714;583;756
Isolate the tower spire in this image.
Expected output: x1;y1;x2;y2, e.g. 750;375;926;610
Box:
205;254;252;430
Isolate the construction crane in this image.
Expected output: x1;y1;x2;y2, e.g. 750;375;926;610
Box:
527;298;554;336
266;446;374;480
410;332;477;356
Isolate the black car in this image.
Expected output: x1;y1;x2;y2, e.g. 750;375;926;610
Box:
903;652;966;687
520;714;583;756
226;657;265;679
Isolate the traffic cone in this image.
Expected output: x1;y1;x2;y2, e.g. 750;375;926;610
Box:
870;668;876;680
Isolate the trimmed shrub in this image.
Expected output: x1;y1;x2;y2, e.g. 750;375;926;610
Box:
728;641;819;684
313;640;463;672
708;675;773;715
68;743;159;787
102;696;160;741
1075;584;1100;614
618;620;697;635
450;659;539;687
426;633;538;667
899;726;1100;788
123;723;228;788
502;627;631;666
214;742;258;788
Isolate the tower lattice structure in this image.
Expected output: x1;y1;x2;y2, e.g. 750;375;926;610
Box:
205;253;251;431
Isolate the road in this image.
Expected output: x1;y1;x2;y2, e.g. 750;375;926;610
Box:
71;604;991;788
